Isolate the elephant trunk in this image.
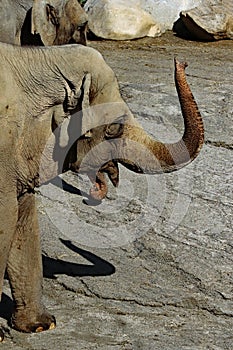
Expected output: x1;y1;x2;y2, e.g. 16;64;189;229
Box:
116;59;204;174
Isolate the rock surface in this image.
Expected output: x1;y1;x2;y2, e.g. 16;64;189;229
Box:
0;32;233;349
174;0;233;40
84;0;161;40
142;0;202;31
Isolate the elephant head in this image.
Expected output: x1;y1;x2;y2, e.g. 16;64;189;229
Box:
67;59;204;189
19;45;203;200
31;0;88;45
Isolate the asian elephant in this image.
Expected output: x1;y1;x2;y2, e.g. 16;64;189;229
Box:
0;42;204;337
0;0;88;46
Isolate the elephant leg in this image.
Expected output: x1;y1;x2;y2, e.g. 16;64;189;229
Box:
6;192;56;333
0;198;17;295
0;189;18;340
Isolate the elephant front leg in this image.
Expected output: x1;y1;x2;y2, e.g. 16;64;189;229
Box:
0;190;18;341
6;192;56;333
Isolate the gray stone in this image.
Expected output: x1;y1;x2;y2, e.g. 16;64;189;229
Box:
176;0;233;40
84;0;161;40
142;0;202;31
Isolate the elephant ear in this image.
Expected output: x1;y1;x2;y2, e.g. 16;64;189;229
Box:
80;73;96;137
57;73;92;148
31;0;62;45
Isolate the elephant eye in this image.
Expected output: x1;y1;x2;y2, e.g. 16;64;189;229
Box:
105;123;124;139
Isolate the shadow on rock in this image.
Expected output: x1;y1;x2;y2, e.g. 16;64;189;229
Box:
50;177;102;206
43;239;115;278
49;176;84;196
0;242;115;324
173;17;215;41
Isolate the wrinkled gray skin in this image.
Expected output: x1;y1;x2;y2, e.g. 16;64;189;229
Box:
0;0;87;46
0;43;204;336
0;0;114;202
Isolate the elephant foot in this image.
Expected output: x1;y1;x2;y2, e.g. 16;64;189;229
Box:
0;328;4;342
11;311;56;333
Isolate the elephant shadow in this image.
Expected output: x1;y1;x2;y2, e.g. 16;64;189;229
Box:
43;239;115;278
0;239;115;323
50;177;102;206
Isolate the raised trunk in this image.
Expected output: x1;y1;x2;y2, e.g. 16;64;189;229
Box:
118;59;204;174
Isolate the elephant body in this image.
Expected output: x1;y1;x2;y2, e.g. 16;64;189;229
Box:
0;0;88;46
0;42;124;333
0;42;204;335
0;0;113;199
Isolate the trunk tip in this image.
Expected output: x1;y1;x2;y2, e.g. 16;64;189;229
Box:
174;57;188;71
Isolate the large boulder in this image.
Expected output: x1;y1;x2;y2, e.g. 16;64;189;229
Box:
174;0;233;40
84;0;203;40
84;0;162;40
142;0;202;31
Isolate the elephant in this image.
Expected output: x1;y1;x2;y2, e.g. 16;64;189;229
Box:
0;42;204;337
0;0;88;46
0;0;118;200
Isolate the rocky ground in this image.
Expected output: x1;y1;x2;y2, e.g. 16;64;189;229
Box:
0;32;232;349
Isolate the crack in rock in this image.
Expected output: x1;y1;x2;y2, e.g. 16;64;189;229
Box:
205;140;233;150
57;277;233;319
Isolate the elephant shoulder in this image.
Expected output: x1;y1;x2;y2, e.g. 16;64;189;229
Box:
73;44;105;64
60;44;116;80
